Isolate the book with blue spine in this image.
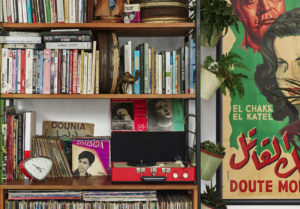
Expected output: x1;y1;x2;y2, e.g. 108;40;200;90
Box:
26;0;33;23
189;38;194;94
133;50;140;94
172;50;176;94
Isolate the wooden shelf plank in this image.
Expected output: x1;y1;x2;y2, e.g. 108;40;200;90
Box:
0;176;197;190
1;23;195;36
0;94;195;99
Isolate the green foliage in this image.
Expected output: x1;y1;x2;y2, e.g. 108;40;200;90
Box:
189;0;239;45
203;52;250;98
202;185;226;209
201;140;225;155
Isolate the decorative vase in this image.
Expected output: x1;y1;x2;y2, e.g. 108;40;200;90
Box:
201;148;224;180
200;27;221;47
200;67;221;101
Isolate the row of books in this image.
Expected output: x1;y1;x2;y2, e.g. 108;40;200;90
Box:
0;100;36;182
1;47;100;95
0;0;88;23
123;38;195;95
6;191;192;209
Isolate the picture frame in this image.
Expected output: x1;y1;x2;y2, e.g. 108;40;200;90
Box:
218;2;300;204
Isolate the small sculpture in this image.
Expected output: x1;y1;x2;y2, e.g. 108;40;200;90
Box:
94;0;124;22
117;70;140;94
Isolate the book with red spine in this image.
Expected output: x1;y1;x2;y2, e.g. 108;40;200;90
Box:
20;49;26;94
69;50;73;94
7;114;14;181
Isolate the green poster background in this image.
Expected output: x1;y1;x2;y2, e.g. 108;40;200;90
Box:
222;0;300;200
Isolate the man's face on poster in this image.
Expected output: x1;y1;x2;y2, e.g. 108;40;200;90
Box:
234;0;285;43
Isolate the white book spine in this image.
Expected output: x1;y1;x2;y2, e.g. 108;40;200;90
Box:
91;41;96;94
21;0;27;23
17;0;23;23
125;41;133;94
8;49;13;93
165;51;171;94
45;42;92;49
10;0;14;23
95;50;99;94
1;48;8;93
87;52;92;94
25;49;33;94
158;54;162;94
83;52;88;94
78;0;83;23
56;0;64;22
77;53;81;94
155;54;159;94
54;49;58;94
17;49;21;93
69;0;75;23
24;111;36;159
3;0;7;22
0;36;42;43
61;49;66;93
50;0;55;23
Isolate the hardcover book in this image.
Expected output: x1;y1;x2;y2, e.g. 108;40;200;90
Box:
111;99;147;132
72;137;111;176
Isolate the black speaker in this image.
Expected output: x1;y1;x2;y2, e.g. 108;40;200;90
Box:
111;131;186;165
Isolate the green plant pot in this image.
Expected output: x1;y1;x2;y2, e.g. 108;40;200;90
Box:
201;148;224;180
200;67;221;101
200;28;221;48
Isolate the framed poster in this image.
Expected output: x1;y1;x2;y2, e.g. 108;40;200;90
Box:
220;1;300;204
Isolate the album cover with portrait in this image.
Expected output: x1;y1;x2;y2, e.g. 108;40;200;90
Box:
111;99;147;131
72;138;111;176
147;99;184;131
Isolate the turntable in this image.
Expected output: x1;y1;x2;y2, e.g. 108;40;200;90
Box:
111;160;195;182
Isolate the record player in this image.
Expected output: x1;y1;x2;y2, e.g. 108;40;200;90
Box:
111;161;195;182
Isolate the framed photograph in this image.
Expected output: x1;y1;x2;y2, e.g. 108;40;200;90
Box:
219;1;300;204
88;0;124;23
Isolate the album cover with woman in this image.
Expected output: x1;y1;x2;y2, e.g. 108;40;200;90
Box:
72;138;111;176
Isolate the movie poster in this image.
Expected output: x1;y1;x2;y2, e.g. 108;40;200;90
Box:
222;1;300;200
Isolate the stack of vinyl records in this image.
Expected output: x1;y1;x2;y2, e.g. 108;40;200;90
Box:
31;136;73;178
131;0;189;23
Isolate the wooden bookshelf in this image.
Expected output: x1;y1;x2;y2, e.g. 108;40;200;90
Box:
1;23;195;36
0;176;198;209
0;94;196;99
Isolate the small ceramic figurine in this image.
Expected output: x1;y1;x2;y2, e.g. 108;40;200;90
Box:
94;0;124;22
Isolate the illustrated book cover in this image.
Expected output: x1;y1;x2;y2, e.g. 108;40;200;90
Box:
72;137;111;176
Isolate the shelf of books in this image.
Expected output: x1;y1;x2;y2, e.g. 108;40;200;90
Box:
1;23;195;36
0;93;196;99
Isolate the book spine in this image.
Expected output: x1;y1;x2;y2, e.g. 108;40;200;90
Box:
65;49;69;93
32;50;38;94
137;44;144;94
72;49;78;94
1;48;8;94
165;51;171;94
82;0;87;22
7;114;13;181
83;51;87;94
26;0;32;23
61;49;66;93
50;49;55;94
16;113;23;179
133;50;140;94
180;47;185;94
151;47;155;94
155;53;159;94
54;49;58;94
31;0;36;23
49;0;54;22
189;38;194;94
17;0;23;23
64;0;68;23
95;50;99;94
3;0;7;22
78;0;83;23
0;36;42;44
87;52;92;94
91;41;96;94
144;43;149;94
6;0;12;23
0;0;3;22
36;50;40;94
20;49;25;94
17;49;21;93
24;111;36;159
68;49;73;94
56;0;64;22
161;52;166;94
25;49;33;94
45;42;92;49
69;0;75;23
38;0;45;23
184;45;189;94
12;50;17;93
53;0;57;22
45;0;50;22
80;50;84;94
77;52;81;94
43;34;91;42
172;50;176;94
8;50;12;93
43;49;51;94
57;49;62;93
38;50;43;93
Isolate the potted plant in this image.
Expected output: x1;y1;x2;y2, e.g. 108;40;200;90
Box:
201;185;227;209
201;140;225;180
189;0;239;47
201;52;249;101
